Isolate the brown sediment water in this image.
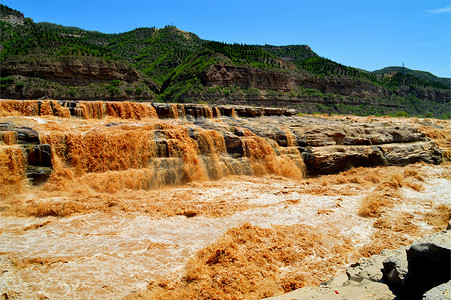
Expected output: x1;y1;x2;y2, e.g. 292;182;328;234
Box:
416;123;451;161
0;101;450;299
0;100;159;120
1;163;450;299
0;99;307;221
0;145;27;199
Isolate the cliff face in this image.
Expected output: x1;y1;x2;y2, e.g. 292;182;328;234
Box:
1;55;141;85
201;64;392;99
0;55;159;100
201;64;304;92
397;85;451;103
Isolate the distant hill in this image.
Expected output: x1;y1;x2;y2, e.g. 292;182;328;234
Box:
373;66;451;89
1;4;450;118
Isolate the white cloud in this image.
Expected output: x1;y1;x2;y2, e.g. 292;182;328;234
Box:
427;5;451;14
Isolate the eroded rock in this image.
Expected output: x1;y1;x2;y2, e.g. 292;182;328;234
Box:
423;280;451;300
382;256;408;289
405;240;451;298
267;230;451;300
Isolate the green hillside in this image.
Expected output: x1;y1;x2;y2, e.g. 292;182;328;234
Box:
373;66;451;89
1;4;450;118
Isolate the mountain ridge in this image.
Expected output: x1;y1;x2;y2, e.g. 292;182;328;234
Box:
372;66;451;88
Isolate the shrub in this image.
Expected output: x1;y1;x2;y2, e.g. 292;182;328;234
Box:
110;79;121;87
107;85;120;95
135;87;143;95
0;76;14;88
394;111;409;118
15;81;25;90
424;112;434;119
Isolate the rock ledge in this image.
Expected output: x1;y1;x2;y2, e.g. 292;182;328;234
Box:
265;230;451;300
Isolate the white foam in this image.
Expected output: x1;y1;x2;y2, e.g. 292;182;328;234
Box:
1;166;450;299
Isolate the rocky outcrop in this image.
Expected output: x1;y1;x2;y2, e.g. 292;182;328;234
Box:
423;281;451;300
404;240;451;298
379;231;451;299
202;64;392;99
299;122;442;174
1;55;142;85
0;6;25;26
397;85;451;104
266;275;395;300
303;141;443;175
202;64;303;92
0;14;24;26
0;122;52;185
304;123;425;146
265;230;451;300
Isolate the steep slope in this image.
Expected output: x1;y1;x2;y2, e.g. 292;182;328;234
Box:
105;26;205;85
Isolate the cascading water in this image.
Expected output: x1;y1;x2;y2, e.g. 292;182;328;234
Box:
0;146;27;199
0;100;449;299
0;100;305;199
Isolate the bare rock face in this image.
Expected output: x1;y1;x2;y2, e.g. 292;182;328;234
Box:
380;231;451;299
264;274;395;300
423;281;451;300
1;14;24;26
405;240;451;298
301;121;442;175
304;123;425;146
379;142;443;166
202;64;301;92
304;141;443;175
382;256;408;289
346;247;408;284
201;64;392;99
1;56;141;85
303;145;385;174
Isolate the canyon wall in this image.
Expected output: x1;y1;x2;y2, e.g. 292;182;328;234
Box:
202;64;392;98
199;64;451;109
1;56;144;85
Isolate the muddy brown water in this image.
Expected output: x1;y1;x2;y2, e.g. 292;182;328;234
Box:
0;100;450;299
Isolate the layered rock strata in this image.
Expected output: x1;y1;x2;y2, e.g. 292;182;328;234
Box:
201;64;451;104
1;56;141;85
0;100;444;192
202;64;391;98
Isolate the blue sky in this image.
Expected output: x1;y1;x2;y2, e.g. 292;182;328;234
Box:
3;0;451;78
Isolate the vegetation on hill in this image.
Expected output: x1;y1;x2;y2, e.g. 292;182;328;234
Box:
0;4;449;118
258;44;318;63
105;26;204;85
205;41;288;70
372;66;451;89
0;4;22;18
